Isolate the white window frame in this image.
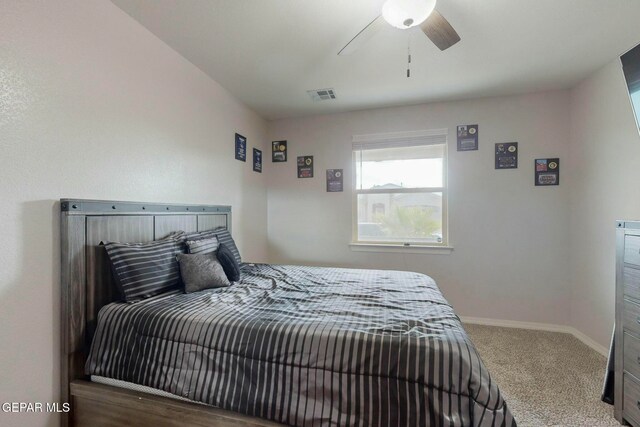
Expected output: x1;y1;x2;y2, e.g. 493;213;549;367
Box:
351;129;449;250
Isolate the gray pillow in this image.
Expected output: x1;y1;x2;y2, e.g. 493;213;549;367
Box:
104;235;185;303
183;228;242;265
176;253;231;293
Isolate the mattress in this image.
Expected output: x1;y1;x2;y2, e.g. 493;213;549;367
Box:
91;375;197;404
86;263;516;426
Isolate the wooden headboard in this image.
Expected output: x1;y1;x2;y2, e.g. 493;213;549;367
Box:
59;199;232;421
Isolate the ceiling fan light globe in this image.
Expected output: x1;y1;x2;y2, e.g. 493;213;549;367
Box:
382;0;436;29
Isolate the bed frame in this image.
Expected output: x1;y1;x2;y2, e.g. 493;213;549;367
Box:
60;199;279;427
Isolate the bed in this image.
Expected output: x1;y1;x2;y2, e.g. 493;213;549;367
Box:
60;199;516;427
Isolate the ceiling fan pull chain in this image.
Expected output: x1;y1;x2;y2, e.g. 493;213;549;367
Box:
407;34;412;78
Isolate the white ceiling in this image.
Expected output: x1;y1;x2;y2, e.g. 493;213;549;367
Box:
111;0;640;120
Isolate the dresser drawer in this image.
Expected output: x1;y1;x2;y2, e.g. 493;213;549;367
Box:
626;333;640;381
626;235;640;267
624;299;640;336
625;373;640;425
626;267;640;302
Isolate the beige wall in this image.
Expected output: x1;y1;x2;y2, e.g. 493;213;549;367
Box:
267;91;573;327
568;59;640;348
0;1;268;426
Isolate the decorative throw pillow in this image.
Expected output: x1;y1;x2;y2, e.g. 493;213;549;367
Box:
183;227;242;265
185;236;219;255
182;230;217;242
216;243;241;282
176;253;231;293
211;229;242;265
103;236;185;302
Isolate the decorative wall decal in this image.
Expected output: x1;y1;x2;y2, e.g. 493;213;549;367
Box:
253;148;262;173
235;133;247;162
326;169;343;192
495;142;518;169
457;124;479;151
272;140;287;162
535;158;559;186
297;156;314;178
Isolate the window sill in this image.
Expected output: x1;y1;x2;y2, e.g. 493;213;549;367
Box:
349;243;454;255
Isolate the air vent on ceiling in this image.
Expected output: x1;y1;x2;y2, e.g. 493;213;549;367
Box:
307;88;337;102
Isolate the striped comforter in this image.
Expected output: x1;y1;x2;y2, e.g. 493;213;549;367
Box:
86;264;516;427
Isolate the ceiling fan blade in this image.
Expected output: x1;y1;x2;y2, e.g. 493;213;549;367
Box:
338;15;386;56
420;9;461;51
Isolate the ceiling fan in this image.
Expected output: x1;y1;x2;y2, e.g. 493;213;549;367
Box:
338;0;461;56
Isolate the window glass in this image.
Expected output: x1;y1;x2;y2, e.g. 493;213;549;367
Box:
353;139;447;246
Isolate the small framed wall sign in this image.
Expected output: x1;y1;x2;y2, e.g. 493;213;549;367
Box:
235;133;247;162
272;140;287;162
535;158;559;186
297;156;314;178
253;148;262;173
457;124;479;151
326;169;343;192
495;142;518;169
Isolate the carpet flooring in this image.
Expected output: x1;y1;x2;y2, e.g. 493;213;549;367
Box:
464;324;618;427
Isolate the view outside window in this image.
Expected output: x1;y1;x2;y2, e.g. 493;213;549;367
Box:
354;143;446;245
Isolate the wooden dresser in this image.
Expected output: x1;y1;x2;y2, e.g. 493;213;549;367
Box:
616;220;640;426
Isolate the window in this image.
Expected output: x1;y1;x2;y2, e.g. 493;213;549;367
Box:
352;129;448;247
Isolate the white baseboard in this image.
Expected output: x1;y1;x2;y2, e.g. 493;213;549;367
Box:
461;316;608;356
